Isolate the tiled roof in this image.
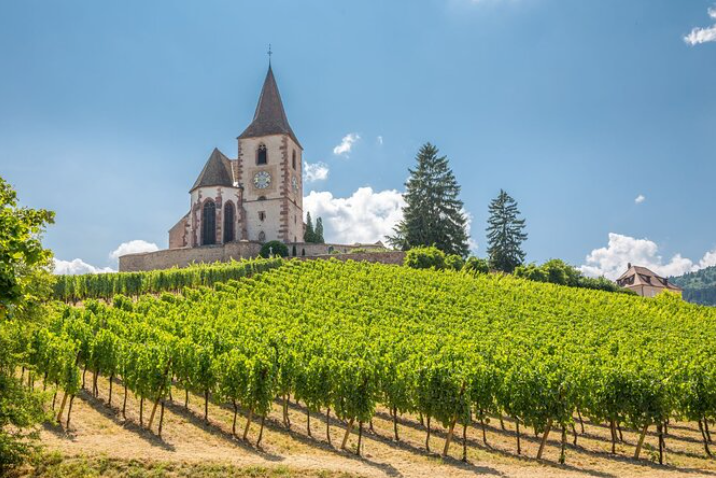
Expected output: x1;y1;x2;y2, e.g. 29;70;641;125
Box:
238;65;301;147
616;265;683;291
191;148;234;191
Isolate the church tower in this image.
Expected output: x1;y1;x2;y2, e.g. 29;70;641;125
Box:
237;65;303;244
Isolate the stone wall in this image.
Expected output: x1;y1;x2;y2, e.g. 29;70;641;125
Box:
293;251;406;265
119;241;398;272
120;241;261;272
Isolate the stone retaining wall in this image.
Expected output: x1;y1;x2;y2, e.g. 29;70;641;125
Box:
119;241;400;272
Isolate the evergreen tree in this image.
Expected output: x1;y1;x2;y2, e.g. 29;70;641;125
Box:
315;217;325;244
304;212;316;243
388;143;470;257
486;189;527;273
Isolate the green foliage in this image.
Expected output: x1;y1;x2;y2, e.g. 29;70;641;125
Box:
388;143;470;257
672;265;716;306
303;213;325;244
486;190;527;273
445;254;464;271
0;177;54;471
404;246;446;270
463;256;489;275
314;217;325;244
53;258;283;302
514;259;634;295
22;259;716;464
259;241;289;259
304;212;316;243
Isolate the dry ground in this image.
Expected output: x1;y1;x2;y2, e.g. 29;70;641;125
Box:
34;371;716;478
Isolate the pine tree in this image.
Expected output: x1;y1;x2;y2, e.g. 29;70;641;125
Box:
388;143;470;257
304;212;316;243
486;189;527;273
315;217;325;244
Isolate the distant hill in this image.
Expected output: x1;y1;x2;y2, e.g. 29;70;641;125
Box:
671;265;716;306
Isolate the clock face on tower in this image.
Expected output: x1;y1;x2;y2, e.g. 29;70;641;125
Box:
253;171;271;189
291;175;298;192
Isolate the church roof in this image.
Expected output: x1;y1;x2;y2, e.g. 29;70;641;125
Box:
238;65;301;147
191;148;235;192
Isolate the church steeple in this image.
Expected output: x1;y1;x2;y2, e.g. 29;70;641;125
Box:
238;65;301;147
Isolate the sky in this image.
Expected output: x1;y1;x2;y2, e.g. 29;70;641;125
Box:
1;0;715;278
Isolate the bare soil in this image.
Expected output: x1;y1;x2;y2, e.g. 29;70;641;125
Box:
38;371;716;478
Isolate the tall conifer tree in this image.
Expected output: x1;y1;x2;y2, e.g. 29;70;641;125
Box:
315;217;325;244
486;189;527;273
388;143;470;257
304;212;316;243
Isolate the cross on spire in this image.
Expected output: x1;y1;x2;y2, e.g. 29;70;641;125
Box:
267;44;272;65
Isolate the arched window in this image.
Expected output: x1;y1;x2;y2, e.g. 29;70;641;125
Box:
257;144;267;165
202;200;216;246
223;201;235;243
292;150;296;170
258;231;266;243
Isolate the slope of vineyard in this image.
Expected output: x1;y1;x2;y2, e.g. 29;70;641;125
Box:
20;259;716;476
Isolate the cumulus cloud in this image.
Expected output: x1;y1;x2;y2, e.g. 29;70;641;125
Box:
53;239;160;275
684;7;716;45
303;161;329;182
304;187;406;244
53;258;114;275
579;233;716;280
109;240;159;261
635;194;646;204
333;133;360;156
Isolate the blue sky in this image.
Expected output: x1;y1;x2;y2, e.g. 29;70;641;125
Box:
1;0;715;277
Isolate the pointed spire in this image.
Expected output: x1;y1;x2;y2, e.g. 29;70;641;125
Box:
238;65;301;147
190;148;234;191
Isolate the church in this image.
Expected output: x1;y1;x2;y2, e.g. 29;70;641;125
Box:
169;64;305;249
118;63;387;272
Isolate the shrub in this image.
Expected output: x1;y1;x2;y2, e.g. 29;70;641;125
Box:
464;256;490;275
445;254;464;271
404;246;446;270
260;241;289;258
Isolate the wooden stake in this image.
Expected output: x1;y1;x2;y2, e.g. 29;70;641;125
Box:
559;424;567;464
443;416;458;456
392;406;399;441
536;419;553;460
340;418;355;450
633;424;649;460
462;423;468;462
66;395;75;428
516;419;521;455
326;407;332;445
257;414;266;447
56;392;68;424
243;407;253;440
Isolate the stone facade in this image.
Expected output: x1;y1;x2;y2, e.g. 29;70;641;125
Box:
122;63;389;272
119;241;392;272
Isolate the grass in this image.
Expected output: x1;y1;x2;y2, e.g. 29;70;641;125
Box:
9;451;363;478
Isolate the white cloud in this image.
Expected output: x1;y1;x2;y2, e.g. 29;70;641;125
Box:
304;187;406;244
377;136;384;145
579;233;716;280
684;7;716;45
109;240;159;261
635;194;646;204
333;133;360;156
53;258;114;275
53;239;159;275
303;161;329;182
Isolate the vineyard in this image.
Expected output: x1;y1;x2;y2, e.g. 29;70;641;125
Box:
17;258;716;471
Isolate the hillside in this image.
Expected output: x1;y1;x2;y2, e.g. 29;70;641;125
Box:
16;259;716;476
672;265;716;306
